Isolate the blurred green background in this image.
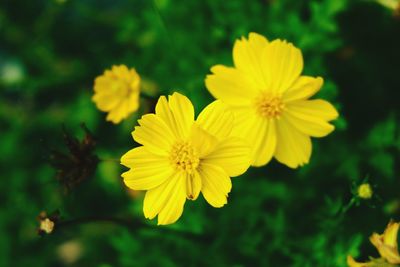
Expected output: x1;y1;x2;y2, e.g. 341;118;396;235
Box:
1;0;400;266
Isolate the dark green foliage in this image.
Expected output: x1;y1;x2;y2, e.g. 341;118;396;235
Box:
1;0;399;266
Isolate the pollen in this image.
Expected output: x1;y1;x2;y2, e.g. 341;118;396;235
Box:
255;93;285;118
170;141;200;173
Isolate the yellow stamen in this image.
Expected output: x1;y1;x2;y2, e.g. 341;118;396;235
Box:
170;142;199;174
255;93;285;118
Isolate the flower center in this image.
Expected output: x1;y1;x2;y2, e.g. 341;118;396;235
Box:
255;93;285;118
170;142;199;173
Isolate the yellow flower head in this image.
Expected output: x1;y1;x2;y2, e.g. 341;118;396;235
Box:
93;65;140;124
121;93;251;225
348;221;400;266
205;32;339;168
358;183;373;199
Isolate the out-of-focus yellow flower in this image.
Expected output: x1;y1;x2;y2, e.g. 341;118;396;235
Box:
370;222;400;264
93;65;140;124
348;221;400;267
205;32;338;168
121;93;251;225
376;0;400;13
358;183;373;199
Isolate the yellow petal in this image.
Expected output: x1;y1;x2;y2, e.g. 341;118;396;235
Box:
283;76;324;102
157;176;187;225
198;163;231;208
106;100;130;124
205;65;260;106
132;114;175;156
185;171;202;200
262;39;303;94
127;93;140;112
112;65;132;80
248;32;269;50
231;108;276;167
154;93;195;140
196;100;234;140
233;32;269;89
121;147;172;190
143;172;186;225
274;117;312;168
370;232;400;264
94;76;112;93
369;222;400;264
252;119;277;167
287;99;339;121
284;101;336;138
155;96;180;138
384;221;399;248
202;137;251;177
92;92;120;111
190;124;218;157
167;92;195;139
346;255;370;267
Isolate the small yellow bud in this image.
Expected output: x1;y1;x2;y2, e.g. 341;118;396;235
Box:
40;218;55;234
358;183;373;199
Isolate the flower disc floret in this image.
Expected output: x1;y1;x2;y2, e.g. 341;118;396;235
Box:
255;93;285;118
170;141;200;173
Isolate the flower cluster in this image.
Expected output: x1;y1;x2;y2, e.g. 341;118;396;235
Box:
93;32;339;225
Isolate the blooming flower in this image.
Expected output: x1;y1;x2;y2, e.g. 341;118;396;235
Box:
93;65;141;124
121;93;251;225
348;221;400;267
205;32;339;168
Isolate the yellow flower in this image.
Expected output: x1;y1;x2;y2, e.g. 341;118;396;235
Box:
348;221;400;266
205;32;339;168
370;221;400;264
93;65;140;124
357;183;373;199
376;0;400;12
121;92;251;225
